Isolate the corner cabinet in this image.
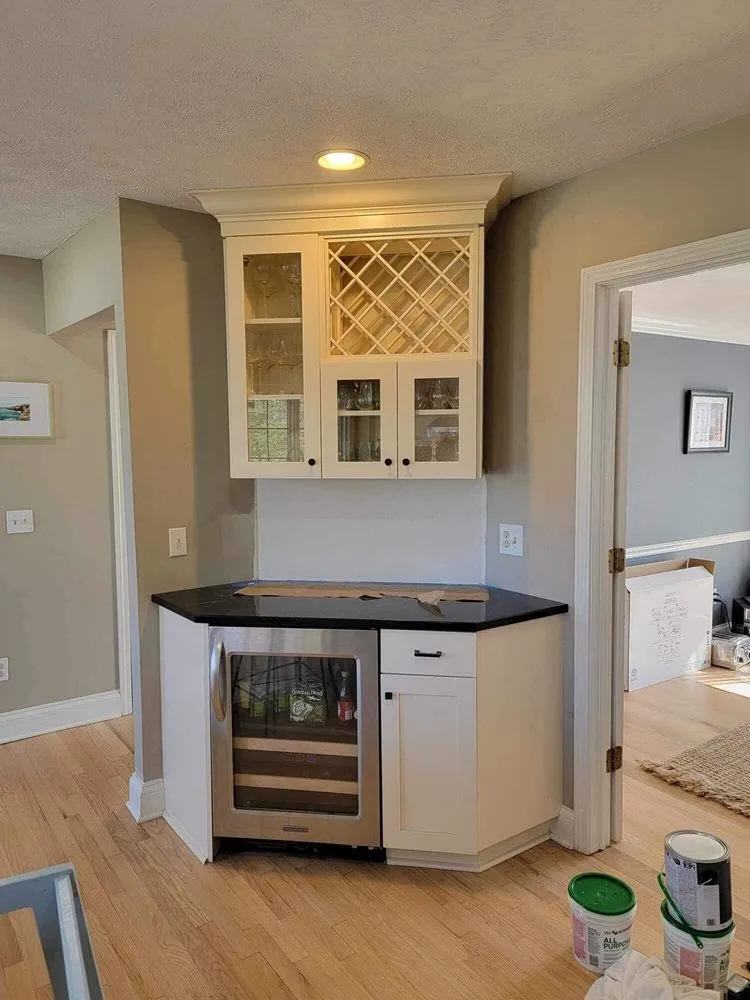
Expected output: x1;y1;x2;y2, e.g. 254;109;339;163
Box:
193;174;511;480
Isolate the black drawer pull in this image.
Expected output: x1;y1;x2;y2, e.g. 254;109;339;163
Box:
384;691;393;700
414;649;443;658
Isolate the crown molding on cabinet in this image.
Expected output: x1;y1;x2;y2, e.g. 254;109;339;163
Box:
191;173;512;236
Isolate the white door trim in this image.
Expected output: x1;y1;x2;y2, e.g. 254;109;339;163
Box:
573;227;750;855
106;328;137;716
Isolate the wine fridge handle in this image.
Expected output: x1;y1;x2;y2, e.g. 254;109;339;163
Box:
210;639;227;722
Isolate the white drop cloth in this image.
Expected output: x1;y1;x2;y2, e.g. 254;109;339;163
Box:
585;952;719;1000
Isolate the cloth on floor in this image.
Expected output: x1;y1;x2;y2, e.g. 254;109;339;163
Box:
585;952;719;1000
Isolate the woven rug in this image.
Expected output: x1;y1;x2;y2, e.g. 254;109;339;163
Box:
640;723;750;816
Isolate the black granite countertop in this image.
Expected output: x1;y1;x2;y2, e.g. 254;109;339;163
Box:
151;582;568;632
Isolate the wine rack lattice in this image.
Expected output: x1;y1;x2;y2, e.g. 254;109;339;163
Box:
328;235;471;356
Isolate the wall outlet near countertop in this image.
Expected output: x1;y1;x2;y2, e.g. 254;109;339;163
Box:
499;523;524;557
0;658;8;682
168;526;188;557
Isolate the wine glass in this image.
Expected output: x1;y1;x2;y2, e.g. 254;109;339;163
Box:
281;260;302;317
252;260;275;317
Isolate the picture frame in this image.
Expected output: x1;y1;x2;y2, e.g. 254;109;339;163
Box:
0;380;53;438
683;389;732;454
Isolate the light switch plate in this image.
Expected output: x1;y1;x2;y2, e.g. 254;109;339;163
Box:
0;658;8;682
168;526;188;557
499;523;524;557
6;510;34;534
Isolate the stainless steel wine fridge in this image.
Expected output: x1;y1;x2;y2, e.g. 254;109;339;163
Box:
209;626;381;846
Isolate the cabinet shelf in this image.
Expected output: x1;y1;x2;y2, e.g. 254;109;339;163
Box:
246;317;302;326
337;409;381;417
415;408;460;417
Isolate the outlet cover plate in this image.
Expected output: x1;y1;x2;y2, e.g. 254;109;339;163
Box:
168;526;188;558
499;523;524;557
0;658;8;682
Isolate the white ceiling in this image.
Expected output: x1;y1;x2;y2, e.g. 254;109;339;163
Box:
632;262;750;344
2;0;750;258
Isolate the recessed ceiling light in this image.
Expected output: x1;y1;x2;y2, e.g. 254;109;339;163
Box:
316;149;368;171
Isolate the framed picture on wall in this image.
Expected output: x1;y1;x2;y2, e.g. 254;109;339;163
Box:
683;389;732;454
0;380;53;438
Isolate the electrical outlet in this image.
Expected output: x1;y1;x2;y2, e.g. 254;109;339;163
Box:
0;658;8;682
499;523;524;557
6;510;34;534
168;526;188;558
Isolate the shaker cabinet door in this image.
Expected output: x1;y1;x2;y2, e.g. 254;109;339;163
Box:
320;361;398;479
397;358;479;479
225;234;322;478
380;673;477;854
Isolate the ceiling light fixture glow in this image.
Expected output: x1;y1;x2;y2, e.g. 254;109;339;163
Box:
316;149;368;171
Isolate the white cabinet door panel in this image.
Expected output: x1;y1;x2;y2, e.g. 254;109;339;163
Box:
381;673;476;853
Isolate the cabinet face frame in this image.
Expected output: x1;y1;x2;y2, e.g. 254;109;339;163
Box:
380;672;477;854
396;357;479;479
320;358;398;479
224;234;322;478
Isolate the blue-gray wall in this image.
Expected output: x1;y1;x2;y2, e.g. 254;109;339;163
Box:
627;332;750;605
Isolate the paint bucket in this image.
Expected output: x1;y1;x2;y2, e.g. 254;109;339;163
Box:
661;900;735;991
568;873;637;973
665;830;732;932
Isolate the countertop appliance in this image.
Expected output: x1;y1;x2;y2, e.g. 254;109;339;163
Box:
209;626;380;847
731;597;750;635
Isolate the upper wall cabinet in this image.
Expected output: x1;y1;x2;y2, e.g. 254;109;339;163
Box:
192;174;511;480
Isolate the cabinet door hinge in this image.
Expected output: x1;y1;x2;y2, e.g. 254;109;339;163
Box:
612;340;631;367
606;746;623;773
608;547;626;574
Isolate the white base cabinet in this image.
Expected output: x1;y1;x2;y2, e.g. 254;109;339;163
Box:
380;616;564;870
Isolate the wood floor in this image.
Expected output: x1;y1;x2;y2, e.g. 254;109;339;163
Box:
1;673;749;1000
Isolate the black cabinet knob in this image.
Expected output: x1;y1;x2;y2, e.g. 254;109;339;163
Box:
384;692;393;700
384;458;393;467
402;458;410;466
307;458;316;466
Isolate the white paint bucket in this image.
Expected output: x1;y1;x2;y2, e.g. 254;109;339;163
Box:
568;873;637;973
661;901;735;991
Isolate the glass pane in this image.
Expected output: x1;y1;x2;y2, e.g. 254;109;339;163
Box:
230;654;359;815
336;378;381;462
414;377;460;462
244;251;305;463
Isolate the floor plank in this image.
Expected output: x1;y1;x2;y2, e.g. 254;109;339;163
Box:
0;672;747;1000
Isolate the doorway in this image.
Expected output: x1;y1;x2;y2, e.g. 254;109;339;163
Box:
572;228;750;855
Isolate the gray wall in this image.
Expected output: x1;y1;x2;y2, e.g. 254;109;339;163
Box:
483;112;750;808
0;255;117;712
628;332;750;604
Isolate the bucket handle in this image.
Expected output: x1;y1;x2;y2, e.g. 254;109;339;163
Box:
657;873;704;950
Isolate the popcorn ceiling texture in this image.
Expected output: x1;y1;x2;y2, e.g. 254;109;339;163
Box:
2;0;750;258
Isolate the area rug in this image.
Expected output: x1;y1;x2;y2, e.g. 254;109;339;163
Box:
640;723;750;817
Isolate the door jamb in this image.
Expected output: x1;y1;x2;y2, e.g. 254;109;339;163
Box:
573;228;750;855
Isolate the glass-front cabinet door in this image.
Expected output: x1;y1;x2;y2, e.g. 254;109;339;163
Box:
225;235;322;478
397;359;478;478
320;361;398;478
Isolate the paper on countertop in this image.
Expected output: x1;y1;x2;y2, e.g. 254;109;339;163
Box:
233;582;490;606
586;952;719;1000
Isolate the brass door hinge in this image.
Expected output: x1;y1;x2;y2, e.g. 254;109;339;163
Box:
606;746;623;773
608;547;626;574
612;340;631;367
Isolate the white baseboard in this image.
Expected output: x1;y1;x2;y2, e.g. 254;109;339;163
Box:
386;822;551;872
551;806;575;850
127;772;165;823
0;689;123;745
163;811;211;863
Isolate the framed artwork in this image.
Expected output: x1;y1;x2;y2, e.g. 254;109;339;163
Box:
0;381;53;438
683;389;732;454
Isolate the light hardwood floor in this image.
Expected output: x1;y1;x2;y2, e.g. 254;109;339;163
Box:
0;674;749;1000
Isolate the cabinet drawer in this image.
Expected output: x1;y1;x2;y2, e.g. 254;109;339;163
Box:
380;630;476;677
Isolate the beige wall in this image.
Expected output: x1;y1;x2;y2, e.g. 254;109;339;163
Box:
43;201;122;335
119;199;255;781
0;255;117;712
484;112;750;806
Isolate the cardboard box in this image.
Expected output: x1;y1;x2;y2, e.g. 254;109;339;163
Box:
625;558;715;691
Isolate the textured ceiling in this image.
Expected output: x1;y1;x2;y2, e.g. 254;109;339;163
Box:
2;0;750;258
632;262;750;344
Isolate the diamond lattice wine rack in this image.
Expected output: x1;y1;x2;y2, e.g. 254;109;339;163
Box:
328;235;471;357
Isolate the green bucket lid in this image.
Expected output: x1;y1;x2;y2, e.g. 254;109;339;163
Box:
568;873;636;916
